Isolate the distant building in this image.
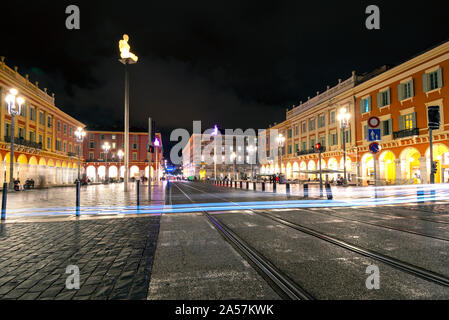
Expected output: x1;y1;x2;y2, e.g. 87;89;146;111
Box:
183;133;259;180
83;130;163;182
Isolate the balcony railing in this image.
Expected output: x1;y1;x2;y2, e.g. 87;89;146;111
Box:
297;147;326;156
393;128;420;140
68;152;78;158
4;136;43;150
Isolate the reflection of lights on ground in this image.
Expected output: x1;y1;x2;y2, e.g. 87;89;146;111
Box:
6;187;449;218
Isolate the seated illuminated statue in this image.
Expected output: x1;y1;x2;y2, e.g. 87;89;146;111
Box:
119;34;138;63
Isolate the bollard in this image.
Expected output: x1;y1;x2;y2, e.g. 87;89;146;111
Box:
304;184;309;199
1;183;7;221
137;180;141;207
76;181;81;217
286;183;291;196
235;181;238;189
417;186;425;199
240;181;243;189
262;182;266;192
273;181;277;193
325;183;333;200
246;182;249;190
253;182;257;191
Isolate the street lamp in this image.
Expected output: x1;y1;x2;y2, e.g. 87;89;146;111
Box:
102;142;111;183
337;107;351;185
119;34;139;192
276;134;285;175
74;127;86;181
118;150;124;182
154;138;161;183
5;89;25;190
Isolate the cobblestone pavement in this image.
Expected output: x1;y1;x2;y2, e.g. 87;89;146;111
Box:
0;217;160;300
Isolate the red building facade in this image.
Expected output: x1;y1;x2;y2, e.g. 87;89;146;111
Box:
82;130;163;182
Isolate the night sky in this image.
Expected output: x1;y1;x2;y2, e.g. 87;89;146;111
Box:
2;1;449;156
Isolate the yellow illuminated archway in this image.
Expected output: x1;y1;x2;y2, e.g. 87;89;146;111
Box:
29;156;38;166
426;144;449;184
380;151;396;184
17;154;28;165
39;158;47;166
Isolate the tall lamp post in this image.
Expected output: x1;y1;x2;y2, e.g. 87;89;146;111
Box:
5;89;25;190
276;134;285;176
75;127;86;181
154;138;161;183
102;142;111;183
118;150;124;182
119;34;139;192
338;108;351;186
211;125;219;181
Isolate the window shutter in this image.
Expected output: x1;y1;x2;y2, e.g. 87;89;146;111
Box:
398;84;403;101
377;92;382;108
359;99;364;114
388;119;393;135
423;73;429;92
329;134;332;146
387;88;391;105
364;125;368;140
437;68;443;88
399;115;404;131
410;79;415;97
412;112;417;129
368;96;372;111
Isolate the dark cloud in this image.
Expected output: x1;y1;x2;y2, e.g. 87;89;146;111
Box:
1;0;449;156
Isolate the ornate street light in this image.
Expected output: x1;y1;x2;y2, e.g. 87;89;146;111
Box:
119;34;139;192
74;127;86;181
276;134;285;175
118;150;124;181
154;138;161;183
102;142;111;183
337;107;351;185
5;89;25;190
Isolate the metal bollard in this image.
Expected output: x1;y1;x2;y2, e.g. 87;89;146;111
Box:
76;181;81;217
325;183;333;200
304;184;309;199
1;183;7;221
246;182;249;190
273;181;277;193
253;182;257;191
286;183;291;196
240;181;243;189
262;182;266;192
137;180;141;207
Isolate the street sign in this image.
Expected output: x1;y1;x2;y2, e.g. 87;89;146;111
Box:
369;142;381;154
368;129;381;142
368;116;380;128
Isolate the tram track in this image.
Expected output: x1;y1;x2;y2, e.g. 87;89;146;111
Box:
171;182;314;300
178;181;449;288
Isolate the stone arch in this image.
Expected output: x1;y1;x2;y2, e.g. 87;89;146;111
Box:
379;151;396;184
425;143;449;184
39;158;47;166
400;147;421;182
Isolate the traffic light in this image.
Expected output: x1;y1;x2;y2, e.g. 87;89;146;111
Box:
428;106;440;130
315;143;324;152
148;145;155;154
431;161;438;175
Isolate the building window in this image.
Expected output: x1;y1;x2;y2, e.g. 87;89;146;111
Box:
63;142;67;153
89;152;94;160
100;153;105;160
318;136;326;147
90;134;94;140
424;68;443;92
301;141;307;151
47;138;51;149
360;96;372;114
112;135;117;140
294;144;299;153
133;143;138;150
310;138;316;150
288;145;292;154
330;111;336;124
308;119;316;131
399;80;414;101
69;127;72;137
133;153;137;161
47;116;52;128
294;126;299;136
101;134;106;140
329;132;338;146
400;113;416;130
89;142;95;149
18;128;25;139
39;135;43;144
39;112;44;125
318;115;326;128
57;122;61;132
29;131;35;142
69;144;72;153
29;107;36;121
5;123;10;138
63;124;67;135
377;89;391;108
20;103;27;117
112;142;117;149
133;135;137;141
287;129;292;139
382;119;393;136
